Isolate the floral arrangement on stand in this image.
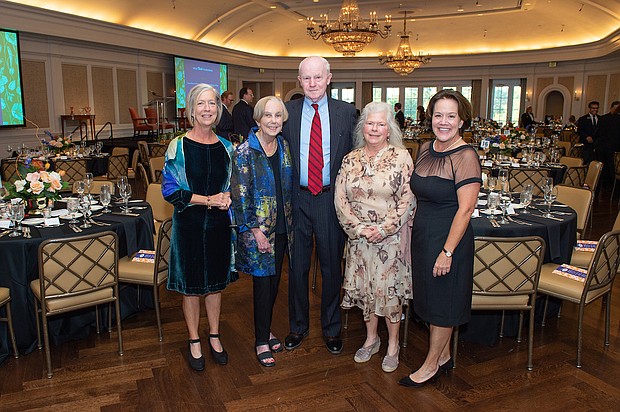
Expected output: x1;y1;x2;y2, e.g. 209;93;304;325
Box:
486;135;513;158
509;128;529;142
41;131;74;155
2;157;70;212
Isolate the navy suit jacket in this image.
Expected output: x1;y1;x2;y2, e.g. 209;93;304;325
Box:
216;108;234;140
577;113;598;144
282;97;357;219
232;100;255;138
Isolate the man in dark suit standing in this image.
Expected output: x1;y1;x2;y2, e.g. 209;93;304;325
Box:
577;100;600;164
282;56;357;354
216;90;234;140
232;87;255;139
394;102;405;130
520;106;536;131
594;100;620;186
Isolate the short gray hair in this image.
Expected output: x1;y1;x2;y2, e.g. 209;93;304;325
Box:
253;96;289;124
353;101;403;149
186;83;222;127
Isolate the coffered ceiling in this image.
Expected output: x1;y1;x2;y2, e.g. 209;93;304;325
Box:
3;0;620;58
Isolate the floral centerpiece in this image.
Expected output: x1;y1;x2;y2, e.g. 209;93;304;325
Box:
486;134;513;158
2;157;69;211
41;131;74;154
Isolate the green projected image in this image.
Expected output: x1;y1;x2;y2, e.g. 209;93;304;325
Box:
0;29;25;127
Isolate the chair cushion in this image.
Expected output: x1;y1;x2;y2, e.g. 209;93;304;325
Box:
570;249;593;268
0;287;9;305
538;263;609;304
472;294;531;308
118;256;167;284
30;280;114;313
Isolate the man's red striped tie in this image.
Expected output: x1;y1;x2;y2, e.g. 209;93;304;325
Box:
308;103;323;195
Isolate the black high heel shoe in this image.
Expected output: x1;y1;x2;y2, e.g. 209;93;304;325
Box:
398;368;442;387
188;338;205;371
208;334;228;365
439;358;454;373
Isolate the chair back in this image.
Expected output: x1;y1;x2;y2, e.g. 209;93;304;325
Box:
36;231;119;313
107;154;129;180
1;159;20;183
569;143;583;158
150;144;167;158
556;141;572;157
556;185;593;237
154;218;173;284
73;180;114;195
146;183;173;232
149;156;165;183
472;236;545;307
136;162;150;194
128;107;140;126
585;230;620;298
55;159;86;186
568;132;580;146
562;166;587;187
559;156;583;168
405;142;419;162
144;107;158;124
138;141;150;166
509;168;549;196
130;149;140;171
584;160;602;192
111;147;129;156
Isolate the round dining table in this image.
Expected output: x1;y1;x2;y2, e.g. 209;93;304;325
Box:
0;199;155;364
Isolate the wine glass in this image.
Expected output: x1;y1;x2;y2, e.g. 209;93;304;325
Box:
6;145;12;157
520;187;533;214
117;175;128;190
487;192;500;221
84;173;93;200
79;196;92;229
120;184;132;214
67;197;80;224
488;177;498;193
498;168;509;192
543;184;558;218
75;180;85;198
100;184;112;213
9;203;24;237
499;191;511;224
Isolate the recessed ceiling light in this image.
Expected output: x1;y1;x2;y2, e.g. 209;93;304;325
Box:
270;5;276;9
457;5;464;12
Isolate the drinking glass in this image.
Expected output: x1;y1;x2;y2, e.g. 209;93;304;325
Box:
85;173;93;199
9;203;24;237
488;177;498;193
498;168;509;192
6;145;12;157
75;180;85;198
499;192;511;224
100;184;112;213
543;185;558;218
487;192;500;221
120;184;132;214
520;188;532;214
79;196;92;229
117;176;128;191
67;197;80;224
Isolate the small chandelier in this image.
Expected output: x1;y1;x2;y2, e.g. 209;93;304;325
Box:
378;11;431;75
307;0;391;57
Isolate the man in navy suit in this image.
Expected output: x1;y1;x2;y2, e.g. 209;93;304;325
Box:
282;56;357;354
216;90;234;140
232;87;255;139
577;100;600;164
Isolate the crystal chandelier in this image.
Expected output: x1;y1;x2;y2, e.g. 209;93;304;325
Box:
378;11;431;75
307;0;391;57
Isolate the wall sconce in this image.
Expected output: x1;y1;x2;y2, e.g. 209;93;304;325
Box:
574;90;581;101
525;91;530;102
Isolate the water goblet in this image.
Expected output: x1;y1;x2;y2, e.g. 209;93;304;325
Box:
100;184;112;213
67;197;80;224
75;180;85;199
520;189;532;214
9;203;24;237
488;177;498;193
487;192;500;221
79;196;92;229
85;173;94;199
120;184;132;214
498;168;509;192
498;192;511;224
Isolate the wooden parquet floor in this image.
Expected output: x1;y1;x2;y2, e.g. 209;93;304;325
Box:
1;186;619;411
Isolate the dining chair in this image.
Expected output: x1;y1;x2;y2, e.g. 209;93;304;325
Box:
111;147;129;156
559;156;583;168
569;143;584;159
567;132;580;147
95;154;129;182
136;163;150;195
452;236;545;370
137;140;151;169
585;160;603;193
149;144;167;158
537;229;620;368
55;159;87;188
149;156;165;183
1;159;21;183
127;150;139;180
562;166;587;187
555;141;572;157
30;231;123;378
144;107;175;135
405;142;419;162
0;287;19;359
146;183;173;236
508;168;549;196
555;184;593;239
129;107;156;138
118;218;172;341
571;210;620;269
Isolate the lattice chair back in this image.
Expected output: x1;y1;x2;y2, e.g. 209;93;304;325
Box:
508;168;550;196
562;166;587;187
55;159;86;186
150;145;167;158
1;159;20;183
138;141;150;167
107;154;129;180
586;230;620;294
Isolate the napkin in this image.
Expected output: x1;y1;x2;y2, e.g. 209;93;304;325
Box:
0;219;10;229
477;199;488;206
44;217;61;226
471;209;480;218
51;209;68;217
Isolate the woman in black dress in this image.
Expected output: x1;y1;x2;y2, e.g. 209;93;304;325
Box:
399;90;481;387
162;83;238;371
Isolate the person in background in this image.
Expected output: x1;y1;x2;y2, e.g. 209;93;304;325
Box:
281;56;357;355
577;101;600;164
520;105;537;131
400;89;481;387
232;87;255;139
216;90;234;140
416;105;426;126
335;101;415;373
594;100;620;186
231;96;293;367
394;102;405;130
161;83;238;371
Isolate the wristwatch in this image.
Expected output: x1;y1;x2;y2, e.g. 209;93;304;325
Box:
442;248;453;257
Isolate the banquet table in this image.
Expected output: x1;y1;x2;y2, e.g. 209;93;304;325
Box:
0;200;155;364
458;195;577;345
482;162;567;186
1;154;109;181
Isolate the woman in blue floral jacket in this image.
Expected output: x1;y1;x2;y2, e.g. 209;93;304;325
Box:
231;96;293;367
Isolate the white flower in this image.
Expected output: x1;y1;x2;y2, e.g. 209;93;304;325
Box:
14;180;26;192
49;171;62;181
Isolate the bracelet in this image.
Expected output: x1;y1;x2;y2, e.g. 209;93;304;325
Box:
377;226;387;237
207;196;212;209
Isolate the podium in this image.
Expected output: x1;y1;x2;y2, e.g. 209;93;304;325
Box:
144;96;175;136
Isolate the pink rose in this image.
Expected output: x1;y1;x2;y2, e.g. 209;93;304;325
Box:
26;172;40;182
30;180;44;195
49;179;62;192
39;171;51;183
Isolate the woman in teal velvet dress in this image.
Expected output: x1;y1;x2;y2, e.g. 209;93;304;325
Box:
162;83;237;371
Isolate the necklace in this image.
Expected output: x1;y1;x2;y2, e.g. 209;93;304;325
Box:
434;136;463;153
257;131;277;156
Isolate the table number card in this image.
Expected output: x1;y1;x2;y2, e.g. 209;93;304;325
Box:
552;264;588;282
132;250;156;263
574;240;598;253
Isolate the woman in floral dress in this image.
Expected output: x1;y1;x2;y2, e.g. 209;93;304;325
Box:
335;101;415;373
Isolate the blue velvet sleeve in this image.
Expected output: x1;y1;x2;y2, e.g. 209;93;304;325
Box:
231;145;258;233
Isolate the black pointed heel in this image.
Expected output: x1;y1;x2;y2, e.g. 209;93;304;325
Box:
188;338;205;371
208;334;228;365
439;358;454;373
398;368;442;387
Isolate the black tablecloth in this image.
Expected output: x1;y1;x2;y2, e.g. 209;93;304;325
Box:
457;199;577;345
0;202;155;364
486;164;567;186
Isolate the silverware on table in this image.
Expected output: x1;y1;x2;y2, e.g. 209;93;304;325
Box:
0;229;12;238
